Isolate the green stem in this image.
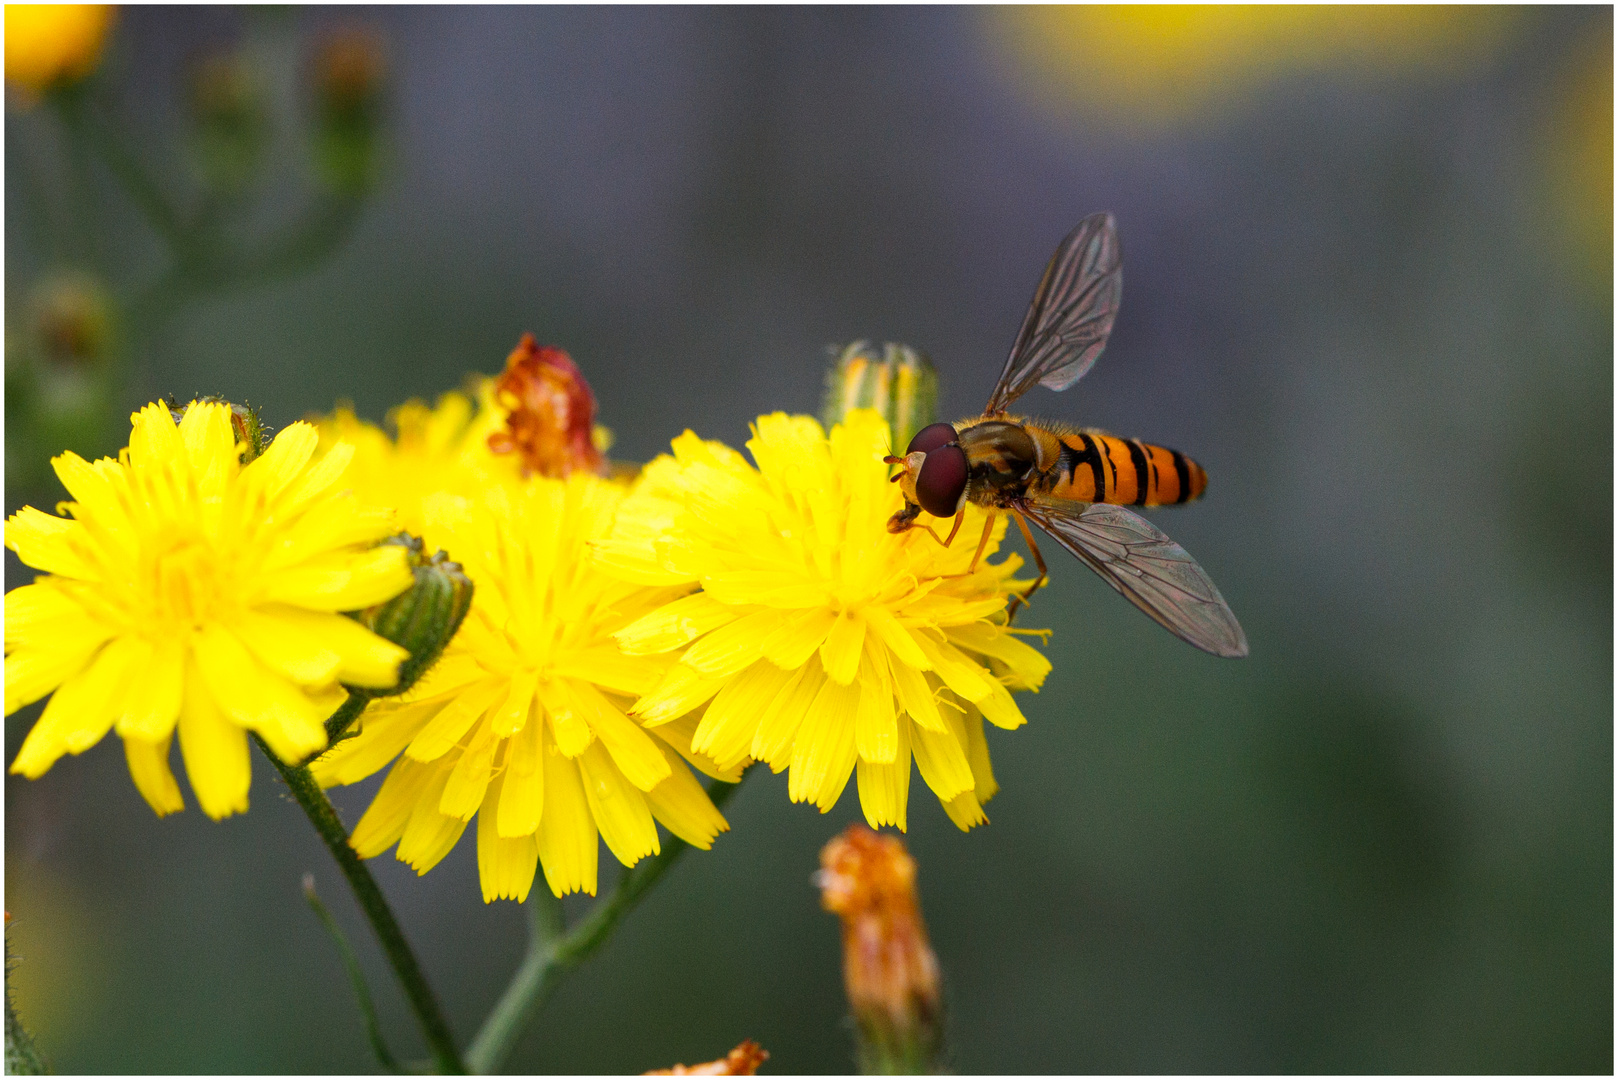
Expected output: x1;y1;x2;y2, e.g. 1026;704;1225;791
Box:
302;872;405;1074
464;770;751;1075
254;735;467;1074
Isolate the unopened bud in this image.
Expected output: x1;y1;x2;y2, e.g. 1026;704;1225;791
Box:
486;334;609;479
644;1040;769;1076
818;825;944;1074
310;26;386;195
30;273;112;373
188;50;271;196
165;398;272;463
348;534;473;698
821;342;939;455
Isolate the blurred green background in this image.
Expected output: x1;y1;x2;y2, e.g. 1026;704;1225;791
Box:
5;6;1611;1073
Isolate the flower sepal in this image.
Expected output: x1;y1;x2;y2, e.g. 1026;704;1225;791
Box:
344;533;473;706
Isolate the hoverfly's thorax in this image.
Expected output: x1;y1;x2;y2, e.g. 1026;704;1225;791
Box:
957;420;1037;495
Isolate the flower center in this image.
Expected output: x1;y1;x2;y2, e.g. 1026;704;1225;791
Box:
147;534;228;632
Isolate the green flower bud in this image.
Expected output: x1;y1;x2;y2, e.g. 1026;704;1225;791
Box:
188;50;272;197
309;26;387;195
166;397;272;463
821;341;940;454
347;534;473;699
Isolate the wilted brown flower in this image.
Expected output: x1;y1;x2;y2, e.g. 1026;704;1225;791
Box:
645;1040;770;1075
817;825;943;1073
486;333;608;478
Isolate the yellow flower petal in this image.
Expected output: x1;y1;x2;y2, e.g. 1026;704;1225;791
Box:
947;621;1054;689
177;676;252;820
854;654;899;765
632;663;726;726
537;742;599;898
644;741;730;849
4;643;101;715
351;756;434;858
681;608;779;678
478;774;538;903
235;605;409;690
313;694;445;787
975;676;1028;731
397;766;468;873
648;712;747;783
540;679;596;758
192;624;326;764
694;659;795;772
577;741;659;867
439;720;499;821
819;611;866;685
258;544;413;611
760;607;838;669
550;645;665;697
910;714;974;804
497;714;546;837
124;733;184;817
406;678;505;761
912;629;993;703
612;592;739;655
113;636;183;742
489;669;539;738
5;506;93;579
940;787;988;830
752;661;823;772
788;677;860;811
887;651;946;734
863;604;930;671
569;681;670;792
856;718;911;831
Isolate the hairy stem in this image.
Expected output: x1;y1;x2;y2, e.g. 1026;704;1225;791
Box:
464;770;750;1074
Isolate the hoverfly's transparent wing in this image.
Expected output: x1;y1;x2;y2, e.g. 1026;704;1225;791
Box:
985;213;1123;415
1020;498;1248;658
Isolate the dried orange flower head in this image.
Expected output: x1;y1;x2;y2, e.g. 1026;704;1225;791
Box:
645;1040;770;1076
486;333;607;478
818;825;943;1073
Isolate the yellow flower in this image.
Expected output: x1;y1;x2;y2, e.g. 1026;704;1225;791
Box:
595;410;1051;832
317;381;519;538
5;402;414;819
312;472;736;901
993;6;1515;130
5;4;114;96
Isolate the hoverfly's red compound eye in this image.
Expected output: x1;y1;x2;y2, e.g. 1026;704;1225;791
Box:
906;422;959;456
915;444;969;518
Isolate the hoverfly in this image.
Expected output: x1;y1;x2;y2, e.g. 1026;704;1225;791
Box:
885;213;1248;658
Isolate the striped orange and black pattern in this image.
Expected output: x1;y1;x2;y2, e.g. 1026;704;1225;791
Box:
1043;429;1206;506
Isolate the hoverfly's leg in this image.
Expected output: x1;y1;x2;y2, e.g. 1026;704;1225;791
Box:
921;508;966;549
942;513;996;580
1005;509;1049;619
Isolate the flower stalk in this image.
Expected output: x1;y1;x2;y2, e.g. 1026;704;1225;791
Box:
464;769;751;1075
255;729;466;1074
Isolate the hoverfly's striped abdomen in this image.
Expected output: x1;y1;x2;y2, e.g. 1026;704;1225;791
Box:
1048;430;1206;506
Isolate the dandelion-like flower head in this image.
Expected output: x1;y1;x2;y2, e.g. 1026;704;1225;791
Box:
313;472;734;901
5;402;414;818
317;381;519;538
596;409;1052;830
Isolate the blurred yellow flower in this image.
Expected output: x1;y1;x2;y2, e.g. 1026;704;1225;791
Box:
595;410;1051;832
312;472;735;901
5;402;413;819
318;381;518;538
1542;32;1612;283
993;6;1516;130
5;4;114;96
